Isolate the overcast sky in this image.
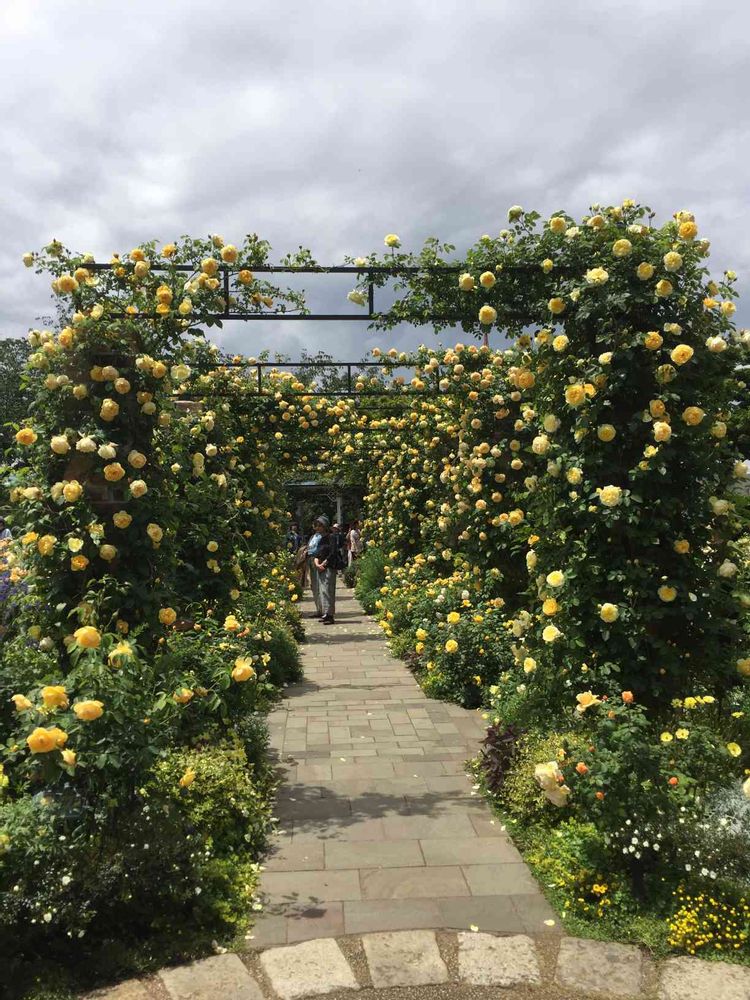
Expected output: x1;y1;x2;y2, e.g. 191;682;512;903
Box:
2;0;749;361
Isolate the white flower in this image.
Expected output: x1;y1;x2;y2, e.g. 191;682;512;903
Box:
347;289;367;306
718;560;738;578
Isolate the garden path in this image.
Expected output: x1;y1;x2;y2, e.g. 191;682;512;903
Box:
250;589;559;947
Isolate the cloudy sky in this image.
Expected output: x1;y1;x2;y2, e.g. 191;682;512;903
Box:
2;0;749;360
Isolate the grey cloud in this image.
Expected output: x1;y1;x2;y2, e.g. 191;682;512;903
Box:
1;0;749;359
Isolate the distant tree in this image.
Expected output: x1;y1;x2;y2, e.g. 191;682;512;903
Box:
0;338;31;447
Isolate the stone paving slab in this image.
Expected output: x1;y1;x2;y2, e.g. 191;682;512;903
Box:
362;930;449;987
259;938;359;999
457;931;541;987
555;937;644;997
658;956;750;1000
159;954;263;1000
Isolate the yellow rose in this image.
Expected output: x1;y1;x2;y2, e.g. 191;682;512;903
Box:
206;540;219;552
99;544;117;562
678;220;698;240
643;331;663;350
71;554;89;572
61;749;77;766
201;257;219;276
649;399;666;418
108;641;133;666
599;603;619;623
232;657;256;682
173;688;194;704
73;700;104;721
445;639;458;653
104;462;126;482
112;511;132;529
636;262;655;280
479;271;496;289
612;238;632;257
27;726;68;753
673;539;690;554
658;585;677;603
127;450;147;469
37;535;57;557
478;305;497;325
663;251;683;272
564;384;586;407
599;485;622;507
541;258;554;273
681;406;705;426
62;480;83;502
177;299;192;316
523;657;537;673
542;597;559;616
670;344;694;366
129;480;148;498
384;234;401;248
585;267;609;285
41;685;69;710
446;611;460;624
50;435;70;455
575;691;601;713
548;297;566;315
146;523;163;544
100;398;120;422
551;334;569;352
548;216;567;234
655;279;673;297
159;607;177;626
12;694;33;712
238;269;254;285
597;424;616;442
566;467;583;485
737;658;750;677
727;742;742;758
542;624;562;643
220;244;238;263
74;626;101;649
720;301;736;317
652;421;672;443
15;428;38;446
179;768;197;787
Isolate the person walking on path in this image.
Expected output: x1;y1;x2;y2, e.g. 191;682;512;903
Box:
312;516;337;624
306;517;326;618
346;519;363;565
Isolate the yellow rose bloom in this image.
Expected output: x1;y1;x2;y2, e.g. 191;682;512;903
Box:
670;344;694;366
548;297;566;315
159;607;177;626
27;726;68;753
478;305;497;325
636;262;655;280
737;658;750;677
179;768;197;787
108;641;133;666
597;424;616;442
103;462;126;482
541;258;554;273
649;399;666;417
74;625;101;649
552;334;569;352
655;279;674;297
112;511;132;529
599;603;619;623
643;331;663;350
99;398;120;422
41;686;68;710
384;234;401;248
99;544;117;562
711;421;727;438
12;694;33;712
62;480;83;502
50;434;70;455
585;267;609;285
542;597;559;616
127;450;147;469
15;428;38;446
564;384;586;407
445;639;459;653
523;657;537;673
220;244;238;263
146;523;163;544
70;554;89;572
660;731;673;743
678;220;698;240
129;480;148;498
675;728;689;740
546;570;565;588
653;421;672;442
73;700;104;721
681;406;705;426
598;485;622;507
575;691;601;713
612;238;632;257
548;216;567;234
673;539;690;554
658;585;677;603
663;251;683;272
173;688;194;704
727;742;742;758
37;535;57;556
232;657;256;682
446;611;460;624
479;271;496;289
542;624;562;643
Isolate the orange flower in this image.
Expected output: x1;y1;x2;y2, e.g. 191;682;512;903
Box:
575;762;589;775
621;691;634;704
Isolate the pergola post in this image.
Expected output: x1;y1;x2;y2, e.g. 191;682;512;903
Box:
336;493;343;526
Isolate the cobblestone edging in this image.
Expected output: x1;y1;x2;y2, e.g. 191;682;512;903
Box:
87;930;750;1000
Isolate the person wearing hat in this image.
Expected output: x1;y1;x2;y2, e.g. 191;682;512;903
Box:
312;515;337;624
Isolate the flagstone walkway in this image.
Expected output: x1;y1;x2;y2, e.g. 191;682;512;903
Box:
250;589;559;948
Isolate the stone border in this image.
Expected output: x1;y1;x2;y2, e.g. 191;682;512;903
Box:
86;931;750;1000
